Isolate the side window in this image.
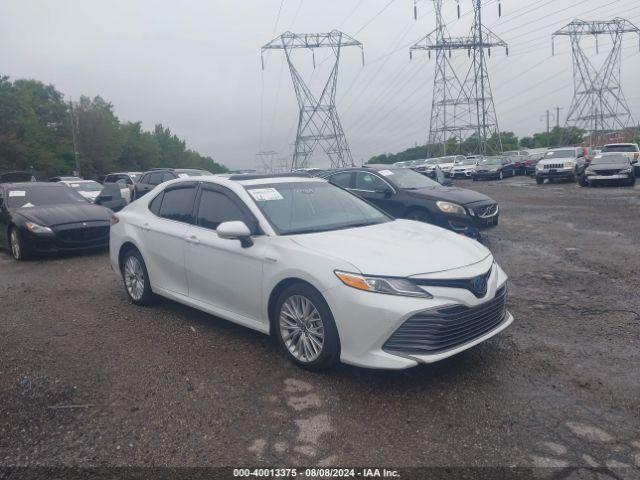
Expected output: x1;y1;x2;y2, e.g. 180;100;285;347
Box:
104;175;115;183
149;192;163;215
158;185;196;223
196;189;249;230
327;172;352;188
162;172;175;183
138;174;149;184
355;172;387;191
148;172;164;185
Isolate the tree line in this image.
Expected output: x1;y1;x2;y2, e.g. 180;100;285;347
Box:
0;76;227;178
367;127;587;165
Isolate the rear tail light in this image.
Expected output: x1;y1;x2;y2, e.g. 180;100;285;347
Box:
110;214;119;226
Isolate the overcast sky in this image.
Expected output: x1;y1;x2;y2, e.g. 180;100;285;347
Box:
2;0;640;169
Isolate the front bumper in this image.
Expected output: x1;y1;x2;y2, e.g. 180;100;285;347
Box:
450;169;473;178
587;173;631;183
471;170;500;179
28;222;110;253
536;168;574;179
324;261;512;369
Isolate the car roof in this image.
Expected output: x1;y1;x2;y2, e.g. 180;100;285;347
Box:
603;143;636;146
109;171;142;175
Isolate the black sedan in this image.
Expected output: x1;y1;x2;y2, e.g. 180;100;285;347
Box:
471;156;515;181
322;165;499;233
0;183;112;260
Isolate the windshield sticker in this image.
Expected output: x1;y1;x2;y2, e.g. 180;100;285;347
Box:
248;188;284;201
379;170;394;176
21;202;34;208
177;173;189;178
9;190;26;197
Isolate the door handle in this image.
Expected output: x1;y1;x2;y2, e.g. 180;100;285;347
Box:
185;235;200;245
141;222;151;232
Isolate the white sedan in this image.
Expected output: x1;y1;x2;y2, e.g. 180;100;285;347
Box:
109;175;513;370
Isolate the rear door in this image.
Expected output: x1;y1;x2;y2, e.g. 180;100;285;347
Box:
136;172;163;198
142;182;198;296
184;184;266;323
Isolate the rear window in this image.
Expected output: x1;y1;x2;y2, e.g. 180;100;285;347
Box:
602;144;638;153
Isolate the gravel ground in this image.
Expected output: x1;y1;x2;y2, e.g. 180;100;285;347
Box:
0;176;639;472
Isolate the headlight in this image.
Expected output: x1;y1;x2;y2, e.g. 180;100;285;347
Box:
563;161;574;169
619;168;632;174
334;271;432;298
585;168;596;175
25;222;54;235
436;201;466;215
491;168;499;172
536;164;543;170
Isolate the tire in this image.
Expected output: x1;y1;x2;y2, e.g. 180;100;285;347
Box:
8;227;30;261
274;283;340;370
472;177;478;181
628;177;636;187
406;208;432;223
121;248;154;306
568;174;576;183
536;176;544;185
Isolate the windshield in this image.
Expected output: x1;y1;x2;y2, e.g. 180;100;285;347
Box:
66;181;103;192
602;145;638;153
478;157;503;165
545;150;575;158
591;155;630;165
245;181;390;235
379;168;440;189
7;186;88;208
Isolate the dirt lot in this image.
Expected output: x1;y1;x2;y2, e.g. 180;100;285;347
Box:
0;176;639;472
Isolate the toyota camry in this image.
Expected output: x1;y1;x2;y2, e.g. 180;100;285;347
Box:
109;174;513;370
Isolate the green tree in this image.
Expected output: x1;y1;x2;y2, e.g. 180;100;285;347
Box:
519;136;535;148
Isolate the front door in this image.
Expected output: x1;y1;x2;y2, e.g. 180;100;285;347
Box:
184;185;265;324
351;171;403;217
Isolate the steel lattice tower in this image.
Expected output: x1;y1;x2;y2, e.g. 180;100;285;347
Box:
411;0;507;156
553;18;640;142
261;31;363;170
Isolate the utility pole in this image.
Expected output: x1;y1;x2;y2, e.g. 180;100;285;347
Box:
410;0;507;157
553;18;640;144
261;31;364;170
556;106;562;128
68;100;81;177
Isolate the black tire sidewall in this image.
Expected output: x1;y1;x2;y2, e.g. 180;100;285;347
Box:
274;283;340;370
406;209;431;223
9;227;29;261
122;249;154;306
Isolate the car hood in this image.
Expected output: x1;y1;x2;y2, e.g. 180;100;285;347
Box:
404;186;493;205
290;219;491;277
12;203;111;227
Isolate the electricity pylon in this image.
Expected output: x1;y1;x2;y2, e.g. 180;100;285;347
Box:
261;30;364;170
553;18;640;143
411;0;507;156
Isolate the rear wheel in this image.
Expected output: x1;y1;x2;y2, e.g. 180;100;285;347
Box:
628;176;636;187
9;227;30;261
121;248;154;305
274;283;340;370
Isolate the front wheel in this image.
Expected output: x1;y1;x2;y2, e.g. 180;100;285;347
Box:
9;227;30;261
536;176;544;185
406;208;432;223
121;249;154;305
275;284;340;370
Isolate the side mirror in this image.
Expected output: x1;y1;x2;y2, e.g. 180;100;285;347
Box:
217;221;253;248
374;186;393;197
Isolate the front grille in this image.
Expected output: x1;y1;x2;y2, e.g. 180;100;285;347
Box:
383;286;507;355
473;203;498;218
543;163;564;169
594;169;621;176
56;226;109;243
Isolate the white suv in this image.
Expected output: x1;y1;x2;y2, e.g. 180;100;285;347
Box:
535;147;583;184
109;174;512;370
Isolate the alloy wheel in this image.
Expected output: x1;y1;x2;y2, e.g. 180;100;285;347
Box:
279;295;325;363
124;255;145;301
10;230;21;260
